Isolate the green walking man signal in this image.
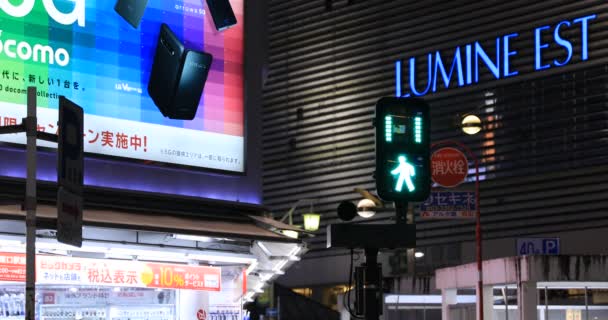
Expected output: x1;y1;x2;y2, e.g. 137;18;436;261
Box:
391;155;416;192
375;97;430;202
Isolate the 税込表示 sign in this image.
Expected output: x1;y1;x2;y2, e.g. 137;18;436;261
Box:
0;252;221;291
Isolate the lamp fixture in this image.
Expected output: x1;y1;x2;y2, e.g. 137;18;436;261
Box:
357;198;377;218
302;213;320;232
279;199;321;235
461;114;482;135
354;188;383;219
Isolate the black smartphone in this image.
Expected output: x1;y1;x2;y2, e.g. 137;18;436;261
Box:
114;0;149;29
206;0;237;31
173;50;213;120
148;24;213;120
148;24;185;117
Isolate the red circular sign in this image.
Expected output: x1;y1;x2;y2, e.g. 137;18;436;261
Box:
431;147;468;188
197;309;207;320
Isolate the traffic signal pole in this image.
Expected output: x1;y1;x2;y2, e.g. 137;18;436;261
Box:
0;87;60;320
329;97;430;320
362;248;380;320
25;87;37;320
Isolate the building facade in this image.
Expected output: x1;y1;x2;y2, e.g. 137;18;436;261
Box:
262;0;608;296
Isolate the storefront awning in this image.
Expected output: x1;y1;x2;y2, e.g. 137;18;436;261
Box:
0;204;299;243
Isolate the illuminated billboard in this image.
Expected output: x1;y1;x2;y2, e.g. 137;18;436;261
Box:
0;0;244;173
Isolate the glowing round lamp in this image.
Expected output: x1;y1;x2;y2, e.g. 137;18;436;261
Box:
302;213;321;231
414;251;425;259
461;115;482;135
357;199;376;218
282;230;299;239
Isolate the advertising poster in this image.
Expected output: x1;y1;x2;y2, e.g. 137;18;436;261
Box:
0;0;244;172
0;252;222;292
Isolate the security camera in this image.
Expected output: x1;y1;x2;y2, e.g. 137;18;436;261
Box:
357;198;377;218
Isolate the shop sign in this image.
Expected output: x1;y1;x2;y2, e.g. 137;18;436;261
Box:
395;14;597;97
0;252;26;282
0;252;221;292
419;191;476;219
41;287;174;305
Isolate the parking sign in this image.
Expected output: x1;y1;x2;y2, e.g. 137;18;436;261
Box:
517;238;560;256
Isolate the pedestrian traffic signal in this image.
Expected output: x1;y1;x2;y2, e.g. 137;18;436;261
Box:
375;97;430;202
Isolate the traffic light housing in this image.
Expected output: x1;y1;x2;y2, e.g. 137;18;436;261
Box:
375;97;430;202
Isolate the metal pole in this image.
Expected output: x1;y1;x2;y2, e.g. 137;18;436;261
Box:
503;286;508;320
475;155;482;320
364;248;380;320
431;140;482;320
25;87;37;320
585;286;589;320
545;287;549;320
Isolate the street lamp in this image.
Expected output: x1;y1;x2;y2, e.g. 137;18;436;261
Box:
357;199;376;218
461;114;482;135
280;199;320;235
354;188;383;219
302;212;321;231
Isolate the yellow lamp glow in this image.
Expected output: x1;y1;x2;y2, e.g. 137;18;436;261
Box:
302;213;321;231
461;115;482;135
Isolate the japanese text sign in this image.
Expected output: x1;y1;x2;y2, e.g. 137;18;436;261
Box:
0;252;221;292
431;147;468;188
419;191;476;219
0;252;27;282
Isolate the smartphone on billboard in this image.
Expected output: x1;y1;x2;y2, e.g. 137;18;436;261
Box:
148;24;186;117
206;0;237;31
114;0;149;29
148;24;213;120
174;50;213;120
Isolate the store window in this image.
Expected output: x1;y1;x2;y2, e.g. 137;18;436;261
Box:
0;285;175;320
0;252;248;320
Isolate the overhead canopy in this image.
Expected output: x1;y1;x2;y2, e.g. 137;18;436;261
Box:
0;204;298;243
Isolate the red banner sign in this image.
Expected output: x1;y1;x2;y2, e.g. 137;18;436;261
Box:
431;147;469;188
0;253;26;282
0;252;221;292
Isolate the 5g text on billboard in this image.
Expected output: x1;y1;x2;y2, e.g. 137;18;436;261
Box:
395;14;596;97
0;0;85;67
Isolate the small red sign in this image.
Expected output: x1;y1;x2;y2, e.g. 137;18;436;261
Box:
431;147;468;188
0;253;26;282
197;309;207;320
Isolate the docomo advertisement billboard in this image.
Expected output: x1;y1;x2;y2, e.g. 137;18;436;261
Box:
431;147;468;188
0;0;244;172
0;252;221;292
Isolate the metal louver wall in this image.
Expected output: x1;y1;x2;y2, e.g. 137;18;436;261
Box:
262;0;608;258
